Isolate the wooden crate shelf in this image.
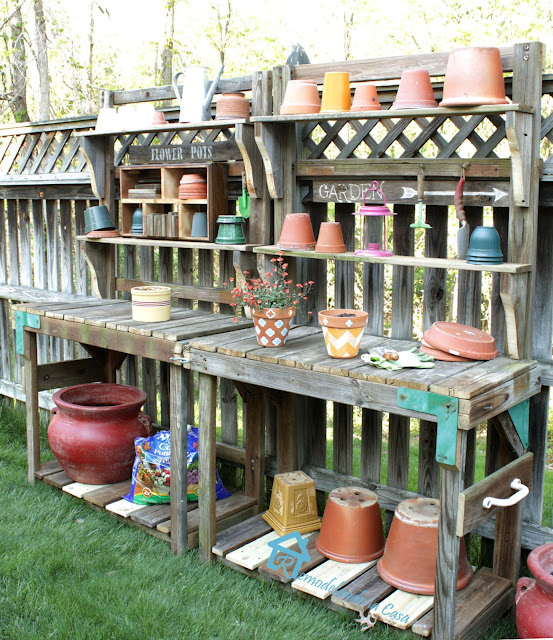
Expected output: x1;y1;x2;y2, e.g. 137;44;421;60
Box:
77;235;260;252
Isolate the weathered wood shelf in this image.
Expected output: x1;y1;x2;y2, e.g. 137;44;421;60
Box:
76;118;248;137
77;235;261;252
254;245;532;274
251;103;533;123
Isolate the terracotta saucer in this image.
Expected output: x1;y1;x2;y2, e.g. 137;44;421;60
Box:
420;338;472;362
424;321;497;360
87;229;121;238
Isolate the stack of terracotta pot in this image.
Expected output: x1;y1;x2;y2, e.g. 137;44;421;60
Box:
420;321;498;362
179;173;207;199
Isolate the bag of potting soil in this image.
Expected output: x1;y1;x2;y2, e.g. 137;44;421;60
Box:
125;426;231;505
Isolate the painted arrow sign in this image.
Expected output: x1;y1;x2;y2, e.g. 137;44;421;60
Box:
312;180;510;206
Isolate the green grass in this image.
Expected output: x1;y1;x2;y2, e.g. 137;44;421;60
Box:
1;401;544;640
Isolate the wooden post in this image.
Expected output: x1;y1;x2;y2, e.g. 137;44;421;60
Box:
23;329;39;484
198;372;217;563
243;385;265;511
434;429;468;640
170;363;189;554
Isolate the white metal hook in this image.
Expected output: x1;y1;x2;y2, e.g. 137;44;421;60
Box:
483;478;529;509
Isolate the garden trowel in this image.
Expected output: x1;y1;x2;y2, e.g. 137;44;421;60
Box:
410;173;431;230
455;175;470;259
238;174;251;218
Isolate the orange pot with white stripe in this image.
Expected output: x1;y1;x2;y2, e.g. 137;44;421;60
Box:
318;309;368;359
131;286;171;322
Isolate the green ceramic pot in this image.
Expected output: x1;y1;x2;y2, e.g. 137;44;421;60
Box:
215;215;246;244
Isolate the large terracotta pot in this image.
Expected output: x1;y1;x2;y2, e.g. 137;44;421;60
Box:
277;213;316;250
392;69;438;109
377;497;473;595
48;383;152;484
252;307;296;347
516;543;553;638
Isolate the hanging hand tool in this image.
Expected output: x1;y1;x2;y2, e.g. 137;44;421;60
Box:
237;173;251;218
455;169;470;259
410;172;431;230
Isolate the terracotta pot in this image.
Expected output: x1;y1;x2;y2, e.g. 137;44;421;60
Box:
87;229;121;239
424;321;497;360
318;309;368;359
152;110;167;125
131;285;172;322
262;470;321;536
252;307;296;347
392;69;438;109
316;487;385;563
215;92;250;119
440;47;508;107
320;72;351;113
516;543;553;638
315;222;346;253
420;340;472;362
280;80;321;115
277;213;316;250
351;83;381;111
48;383;152;484
377;497;473;595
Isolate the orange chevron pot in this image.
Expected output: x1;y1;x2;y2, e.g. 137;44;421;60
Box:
252;306;296;347
318;309;368;359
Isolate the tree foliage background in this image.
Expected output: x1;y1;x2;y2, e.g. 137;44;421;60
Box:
0;0;552;124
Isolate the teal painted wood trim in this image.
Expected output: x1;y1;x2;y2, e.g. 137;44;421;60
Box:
397;387;459;466
14;310;41;355
508;399;530;448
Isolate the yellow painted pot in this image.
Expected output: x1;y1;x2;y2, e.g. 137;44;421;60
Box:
131;286;171;322
319;309;368;358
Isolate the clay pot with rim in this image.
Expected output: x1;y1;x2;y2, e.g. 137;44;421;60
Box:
262;470;321;536
315;221;346;253
516;543;553;638
392;69;438;109
351;83;381;111
277;213;316;250
424;321;497;360
152;110;167;125
252;306;296;347
377;497;473;595
315;487;385;563
440;47;508;107
320;72;351;112
420;338;472;362
319;309;368;359
216;92;250;119
280;80;321;115
48;383;153;484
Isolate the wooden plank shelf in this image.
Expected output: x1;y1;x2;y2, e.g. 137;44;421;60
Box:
76;119;248;137
250;103;533;123
213;513;514;639
121;198;208;205
34;461;257;549
77;235;261;252
253;245;532;274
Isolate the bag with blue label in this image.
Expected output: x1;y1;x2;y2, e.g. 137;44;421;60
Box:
125;426;231;505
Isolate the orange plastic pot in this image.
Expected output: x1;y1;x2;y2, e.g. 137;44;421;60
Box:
277;213;316;250
392;69;438;109
318;309;368;359
315;222;346;253
351;83;381;111
280;80;321;115
320;72;351;113
440;47;508;107
377;497;473;595
315;487;385;563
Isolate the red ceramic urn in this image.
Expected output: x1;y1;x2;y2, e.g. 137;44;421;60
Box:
516;543;553;638
48;383;152;484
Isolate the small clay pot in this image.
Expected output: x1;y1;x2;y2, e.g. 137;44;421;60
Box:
377;497;473;595
280;80;321;115
392;69;438;109
424;321;497;360
315;222;346;253
315;487;385;563
320;72;351;112
351;83;381;111
152;111;167;125
216;92;250;119
252;306;296;347
277;213;316;250
318;309;369;359
262;470;321;536
440;47;508;107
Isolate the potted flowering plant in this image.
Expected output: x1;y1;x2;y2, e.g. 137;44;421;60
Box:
225;252;314;347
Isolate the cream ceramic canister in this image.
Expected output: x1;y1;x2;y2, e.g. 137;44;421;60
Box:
131;285;172;322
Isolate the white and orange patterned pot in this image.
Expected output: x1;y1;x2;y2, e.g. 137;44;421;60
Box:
252;307;296;347
131;286;171;322
318;309;368;359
